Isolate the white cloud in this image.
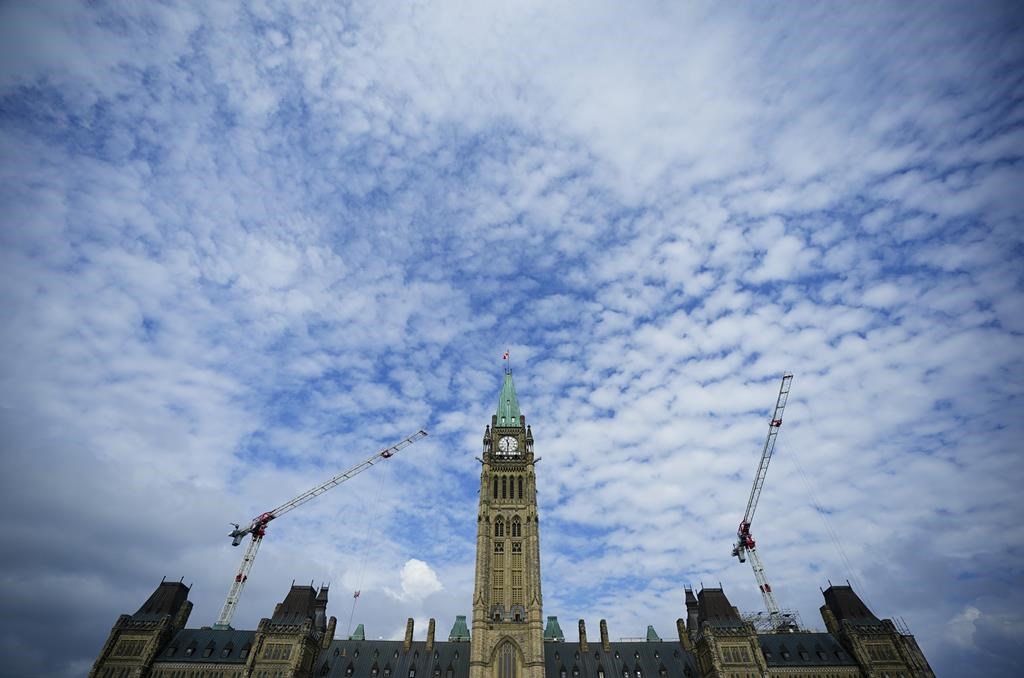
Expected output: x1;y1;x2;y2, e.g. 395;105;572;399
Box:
947;605;981;649
387;559;444;603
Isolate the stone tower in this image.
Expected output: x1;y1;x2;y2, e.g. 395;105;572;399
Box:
470;371;545;678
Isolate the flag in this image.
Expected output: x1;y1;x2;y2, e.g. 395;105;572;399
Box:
502;351;509;360
353;590;360;599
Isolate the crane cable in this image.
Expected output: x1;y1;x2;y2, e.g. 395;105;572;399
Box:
346;457;389;637
782;398;876;613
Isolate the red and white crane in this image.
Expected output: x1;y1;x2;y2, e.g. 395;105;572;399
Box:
213;429;428;629
732;373;793;620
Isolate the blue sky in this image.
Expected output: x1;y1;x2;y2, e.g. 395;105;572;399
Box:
1;1;1022;676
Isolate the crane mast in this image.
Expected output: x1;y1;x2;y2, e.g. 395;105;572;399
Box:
213;429;428;629
732;373;792;620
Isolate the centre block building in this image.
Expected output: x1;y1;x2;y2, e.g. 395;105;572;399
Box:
91;372;934;678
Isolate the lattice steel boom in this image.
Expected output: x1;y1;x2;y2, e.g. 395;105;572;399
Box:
731;373;793;619
213;429;428;629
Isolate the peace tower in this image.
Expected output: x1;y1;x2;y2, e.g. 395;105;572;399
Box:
470;370;545;678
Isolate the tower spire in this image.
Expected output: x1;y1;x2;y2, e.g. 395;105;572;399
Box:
495;371;522;427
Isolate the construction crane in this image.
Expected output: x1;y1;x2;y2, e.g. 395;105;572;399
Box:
731;373;793;622
212;429;428;629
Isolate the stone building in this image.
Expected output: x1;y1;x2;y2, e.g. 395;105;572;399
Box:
91;372;934;678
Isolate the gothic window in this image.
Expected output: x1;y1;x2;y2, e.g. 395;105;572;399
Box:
433;666;441;678
355;650;360;659
495;518;505;538
384;665;392;678
597;666;605;678
635;667;642;678
494;481;498;499
409;668;416;678
494;542;504;553
560;667;567;678
518;476;523;499
622;668;629;678
511;542;522;552
371;664;379;676
498;643;517;678
658;666;667;678
511;516;521;537
346;663;355;677
573;666;580;678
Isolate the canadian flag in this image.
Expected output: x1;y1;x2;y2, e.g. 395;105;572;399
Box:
502;351;510;360
353;590;360;599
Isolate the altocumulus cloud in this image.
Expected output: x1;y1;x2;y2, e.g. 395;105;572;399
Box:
0;1;1022;676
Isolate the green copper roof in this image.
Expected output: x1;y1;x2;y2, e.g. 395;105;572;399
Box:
496;372;522;427
448;615;470;641
645;625;661;642
349;623;365;641
544;616;565;641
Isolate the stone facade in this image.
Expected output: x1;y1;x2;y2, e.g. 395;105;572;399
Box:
91;372;934;678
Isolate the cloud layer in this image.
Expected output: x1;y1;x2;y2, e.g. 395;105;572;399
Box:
1;1;1022;676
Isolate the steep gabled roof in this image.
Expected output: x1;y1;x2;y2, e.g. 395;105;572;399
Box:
133;581;189;621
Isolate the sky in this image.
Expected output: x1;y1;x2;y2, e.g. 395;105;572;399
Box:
0;1;1021;676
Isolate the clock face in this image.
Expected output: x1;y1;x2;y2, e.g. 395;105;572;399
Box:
498;436;519;454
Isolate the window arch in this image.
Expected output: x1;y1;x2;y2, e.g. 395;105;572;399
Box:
502;476;507;498
495;518;505;538
518;476;523;499
493;479;498;499
511;516;521;538
498;642;518;678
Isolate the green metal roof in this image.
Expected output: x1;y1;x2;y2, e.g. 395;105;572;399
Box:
349;623;365;640
496;372;522;427
448;615;470;641
544;616;565;641
645;625;661;642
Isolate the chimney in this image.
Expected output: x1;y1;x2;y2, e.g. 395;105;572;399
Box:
675;619;692;652
599;619;611;652
426;618;436;652
684;587;698;634
324;616;337;649
578;620;589;653
404;618;414;652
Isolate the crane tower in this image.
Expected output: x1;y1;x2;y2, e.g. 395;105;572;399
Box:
731;373;793;625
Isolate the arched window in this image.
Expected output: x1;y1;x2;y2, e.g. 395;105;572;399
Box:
371;664;379;677
560;667;567;678
511;516;521;538
495;518;505;538
502;476;507;498
518;476;523;499
493;480;498;499
346;663;355;677
498;643;517;678
597;666;605;678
